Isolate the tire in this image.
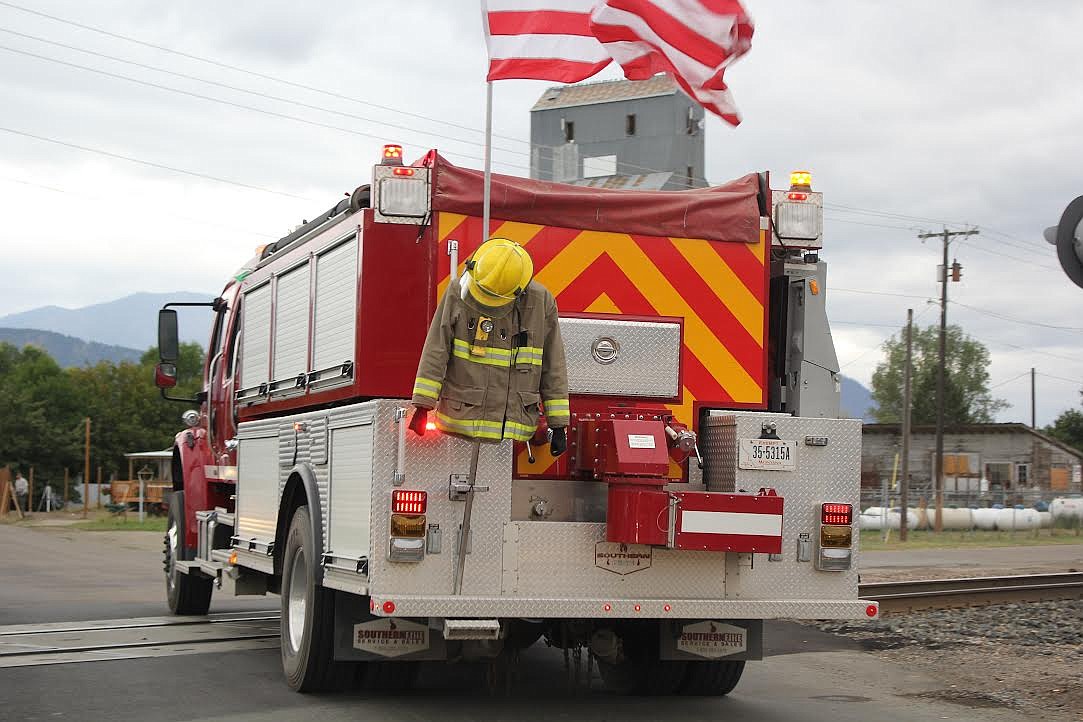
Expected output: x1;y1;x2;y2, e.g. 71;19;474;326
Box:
280;506;361;692
164;491;213;615
597;628;685;696
680;660;745;696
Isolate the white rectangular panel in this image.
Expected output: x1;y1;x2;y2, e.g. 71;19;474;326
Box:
272;264;310;385
680;511;783;536
238;283;271;394
236;435;279;541
328;424;373;560
313;237;357;371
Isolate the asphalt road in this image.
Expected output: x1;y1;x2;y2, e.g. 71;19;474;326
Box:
0;523;1032;721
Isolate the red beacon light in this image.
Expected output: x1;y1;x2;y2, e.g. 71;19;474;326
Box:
381;144;404;166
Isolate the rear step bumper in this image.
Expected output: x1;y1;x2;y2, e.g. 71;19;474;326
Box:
367;595;878;620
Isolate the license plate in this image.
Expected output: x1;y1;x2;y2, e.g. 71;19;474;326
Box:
738;438;797;471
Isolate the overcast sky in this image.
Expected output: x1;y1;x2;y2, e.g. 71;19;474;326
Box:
0;0;1080;424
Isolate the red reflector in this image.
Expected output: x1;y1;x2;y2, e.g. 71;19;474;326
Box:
821;503;853;525
603;603;612;612
633;604;641;612
392;490;428;514
663;604;672;613
787;192;809;201
383;600;396;614
866;604;878;618
392;167;416;176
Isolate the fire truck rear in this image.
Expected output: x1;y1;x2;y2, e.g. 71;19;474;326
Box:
154;146;877;694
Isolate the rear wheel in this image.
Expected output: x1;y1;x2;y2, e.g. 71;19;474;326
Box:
280;505;361;692
164;491;212;615
596;627;685;695
680;660;745;696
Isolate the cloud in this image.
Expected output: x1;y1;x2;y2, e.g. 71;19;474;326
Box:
0;0;1079;425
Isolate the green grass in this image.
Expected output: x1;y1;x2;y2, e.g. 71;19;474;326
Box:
860;528;1083;551
70;516;168;532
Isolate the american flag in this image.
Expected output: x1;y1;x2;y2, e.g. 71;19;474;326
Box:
482;0;753;125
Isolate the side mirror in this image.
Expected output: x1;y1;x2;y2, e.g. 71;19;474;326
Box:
1051;196;1083;290
155;362;178;389
158;309;179;363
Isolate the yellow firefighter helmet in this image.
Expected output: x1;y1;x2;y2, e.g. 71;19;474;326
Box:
461;238;534;310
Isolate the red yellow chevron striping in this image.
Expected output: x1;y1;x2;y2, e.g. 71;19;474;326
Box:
435;213;768;426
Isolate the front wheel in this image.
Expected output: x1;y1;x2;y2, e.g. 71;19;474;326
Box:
164;491;212;615
280;505;361;692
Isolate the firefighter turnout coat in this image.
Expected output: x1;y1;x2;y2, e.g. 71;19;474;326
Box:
411;279;569;442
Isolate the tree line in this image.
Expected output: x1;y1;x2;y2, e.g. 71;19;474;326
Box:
0;341;204;497
869;323;1083;452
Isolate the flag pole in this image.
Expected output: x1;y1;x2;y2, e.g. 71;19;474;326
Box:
482;80;493;242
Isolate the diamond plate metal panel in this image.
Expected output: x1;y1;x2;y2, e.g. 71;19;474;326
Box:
560;317;680;398
313;236;357;371
367;401;512;598
368;595;874;620
506;522;725;599
238;283;271;394
272;264;310;386
705;412;862;601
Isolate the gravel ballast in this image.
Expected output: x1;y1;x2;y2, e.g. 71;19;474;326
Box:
817;599;1083;720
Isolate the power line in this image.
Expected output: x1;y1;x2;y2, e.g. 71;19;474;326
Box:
1036;372;1082;386
0;44;526;172
0;0;521;146
989;371;1030;390
0;27;529;159
0;174;278;238
832;287;932;300
951;300;1083;333
0;126;311;200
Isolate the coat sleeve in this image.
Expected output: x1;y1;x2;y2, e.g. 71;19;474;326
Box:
411;286;456;409
539;290;570;428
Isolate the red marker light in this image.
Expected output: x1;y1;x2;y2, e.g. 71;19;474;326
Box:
787;192;809;201
383;600;396;614
369;598;375;611
603;603;612;612
663;604;672;613
633;604;641;612
821;503;853;525
866;604;878;618
425;421;437;431
393;167;416;177
392;490;427;514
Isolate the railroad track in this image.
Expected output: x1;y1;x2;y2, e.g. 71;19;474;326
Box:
859;572;1083;613
0;611;280;668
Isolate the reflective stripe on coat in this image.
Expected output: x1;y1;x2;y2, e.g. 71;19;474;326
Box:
411;279;569;443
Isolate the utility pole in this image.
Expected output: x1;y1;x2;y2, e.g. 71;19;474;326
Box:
918;227;978;532
900;308;913;542
1030;368;1036;429
83;417;90;519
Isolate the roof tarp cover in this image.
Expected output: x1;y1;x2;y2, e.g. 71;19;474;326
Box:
426;153;761;244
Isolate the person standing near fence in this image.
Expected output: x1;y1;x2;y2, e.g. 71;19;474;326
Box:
13;472;28;512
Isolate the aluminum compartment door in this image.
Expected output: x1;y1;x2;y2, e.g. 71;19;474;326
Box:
236;435;279;542
560;317;681;399
312;236;357;382
327;422;373;561
237;283;271;400
271;264;310;392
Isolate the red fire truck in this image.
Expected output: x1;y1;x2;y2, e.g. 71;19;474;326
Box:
155;146;876;694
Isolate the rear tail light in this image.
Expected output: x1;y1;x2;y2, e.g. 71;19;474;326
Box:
818;502;853;572
393;490;427;514
821;503;852;525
